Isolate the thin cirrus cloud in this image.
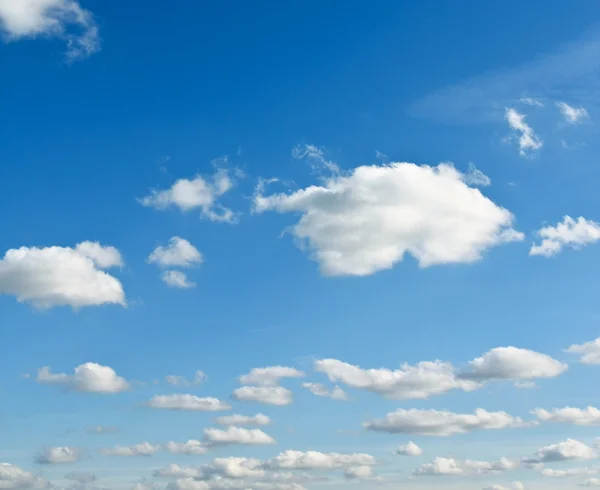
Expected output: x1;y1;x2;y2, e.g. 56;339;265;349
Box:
505;108;543;156
254;160;523;277
36;363;130;394
556;101;590;124
0;241;125;309
566;337;600;364
529;216;600;257
146;394;231;412
0;0;100;61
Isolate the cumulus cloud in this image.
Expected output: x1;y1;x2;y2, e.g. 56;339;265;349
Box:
315;358;479;400
36;363;129;394
140;169;237;223
148;237;203;268
147;394;231;411
203;427;276;446
232;386;293;406
0;242;125;309
343;465;374;480
254;161;522;276
161;270;195;289
395;441;423;456
215;414;271;427
202;457;264;479
567;337;600;364
153;465;202;478
239;367;305;386
541;466;599;478
0;0;100;60
414;457;518;476
101;442;160;457
365;408;532;436
35;446;82;464
165;370;206;387
164;440;209;455
533;407;600;426
556;102;589;124
301;383;348;400
530;216;600;257
264;450;376;470
0;463;48;489
505;108;543;156
524;439;597;464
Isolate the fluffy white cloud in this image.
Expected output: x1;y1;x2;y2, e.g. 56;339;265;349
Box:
140;169;237;223
148;237;203;268
505;108;543;156
0;463;48;489
203;457;264;479
460;347;567;381
365;408;532;436
343;465;374;480
264;450;376;470
164;440;209;455
414;457;518;476
533;407;600;426
301;383;348;400
162;270;195;289
395;441;423;456
35;446;82;464
101;442;160;457
203;427;276;446
482;483;524;490
0;242;125;308
567;337;600;364
315;358;479;400
541;466;599;478
215;414;271;427
582;479;600;487
165;370;206;387
524;439;597;463
0;0;99;60
232;386;293;406
254;161;522;276
147;394;231;411
239;367;305;386
64;472;96;483
530;216;600;257
36;363;129;394
153;465;202;478
556;102;589;124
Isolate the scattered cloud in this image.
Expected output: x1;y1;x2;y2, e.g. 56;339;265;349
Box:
101;442;160;457
65;472;96;483
414;457;518;476
541;466;599;478
520;97;544;107
301;383;348;400
148;237;203;268
292;143;340;177
35;446;83;464
146;394;231;411
161;270;196;289
505;108;543;156
164;440;209;456
215;414;271;427
239;366;305;386
153;465;202;478
232;386;293;406
0;242;125;309
582;478;600;487
0;463;48;489
165;370;206;387
556;101;589;124
203;427;276;446
530;216;600;257
343;465;375;480
533;406;600;426
395;441;423;456
567;337;600;364
36;363;129;394
463;163;491;187
482;482;524;490
524;439;597;464
264;450;376;470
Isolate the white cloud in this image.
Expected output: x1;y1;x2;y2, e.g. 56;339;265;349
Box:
203;427;276;446
0;242;125;309
460;347;567;381
264;450;376;470
301;383;348;400
315;358;479;400
344;465;374;480
395;441;423;456
215;414;271;427
582;479;600;487
202;457;264;479
463;163;491;187
365;408;532;436
153;465;202;478
36;363;129;394
483;483;524;490
164;440;209;456
530;216;600;257
64;472;96;484
35;446;82;464
520;97;544;107
147;394;231;411
140;169;237;223
165;370;206;387
533;407;600;426
567;337;600;364
414;457;518;476
239;366;305;386
541;466;599;478
254;162;522;276
232;386;293;406
556;102;589;124
292;143;340;177
101;442;160;457
148;237;203;268
524;439;597;463
162;270;195;289
0;0;100;60
0;463;48;489
86;426;118;434
165;480;210;490
505;108;543;156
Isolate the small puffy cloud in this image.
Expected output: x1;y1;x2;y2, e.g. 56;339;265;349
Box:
35;446;82;464
101;442;160;457
301;383;348;401
344;465;374;480
524;439;597;464
463;163;491;187
315;358;479;400
165;370;206;387
0;242;125;309
215;414;271;427
530;216;600;257
365;408;532;436
264;450;376;470
86;426;118;434
556;102;589;124
203;427;276;446
395;441;423;456
148;237;203;268
232;386;293;406
414;457;518;476
505;108;543;156
254;161;522;276
460;347;567;381
567;337;600;365
162;270;195;289
0;463;48;489
140;169;237;223
147;394;231;411
533;406;600;426
202;457;264;479
164;440;209;455
153;465;202;478
0;0;100;60
65;472;96;483
36;363;129;394
239;366;305;386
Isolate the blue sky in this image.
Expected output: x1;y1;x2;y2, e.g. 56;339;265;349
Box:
2;2;600;490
